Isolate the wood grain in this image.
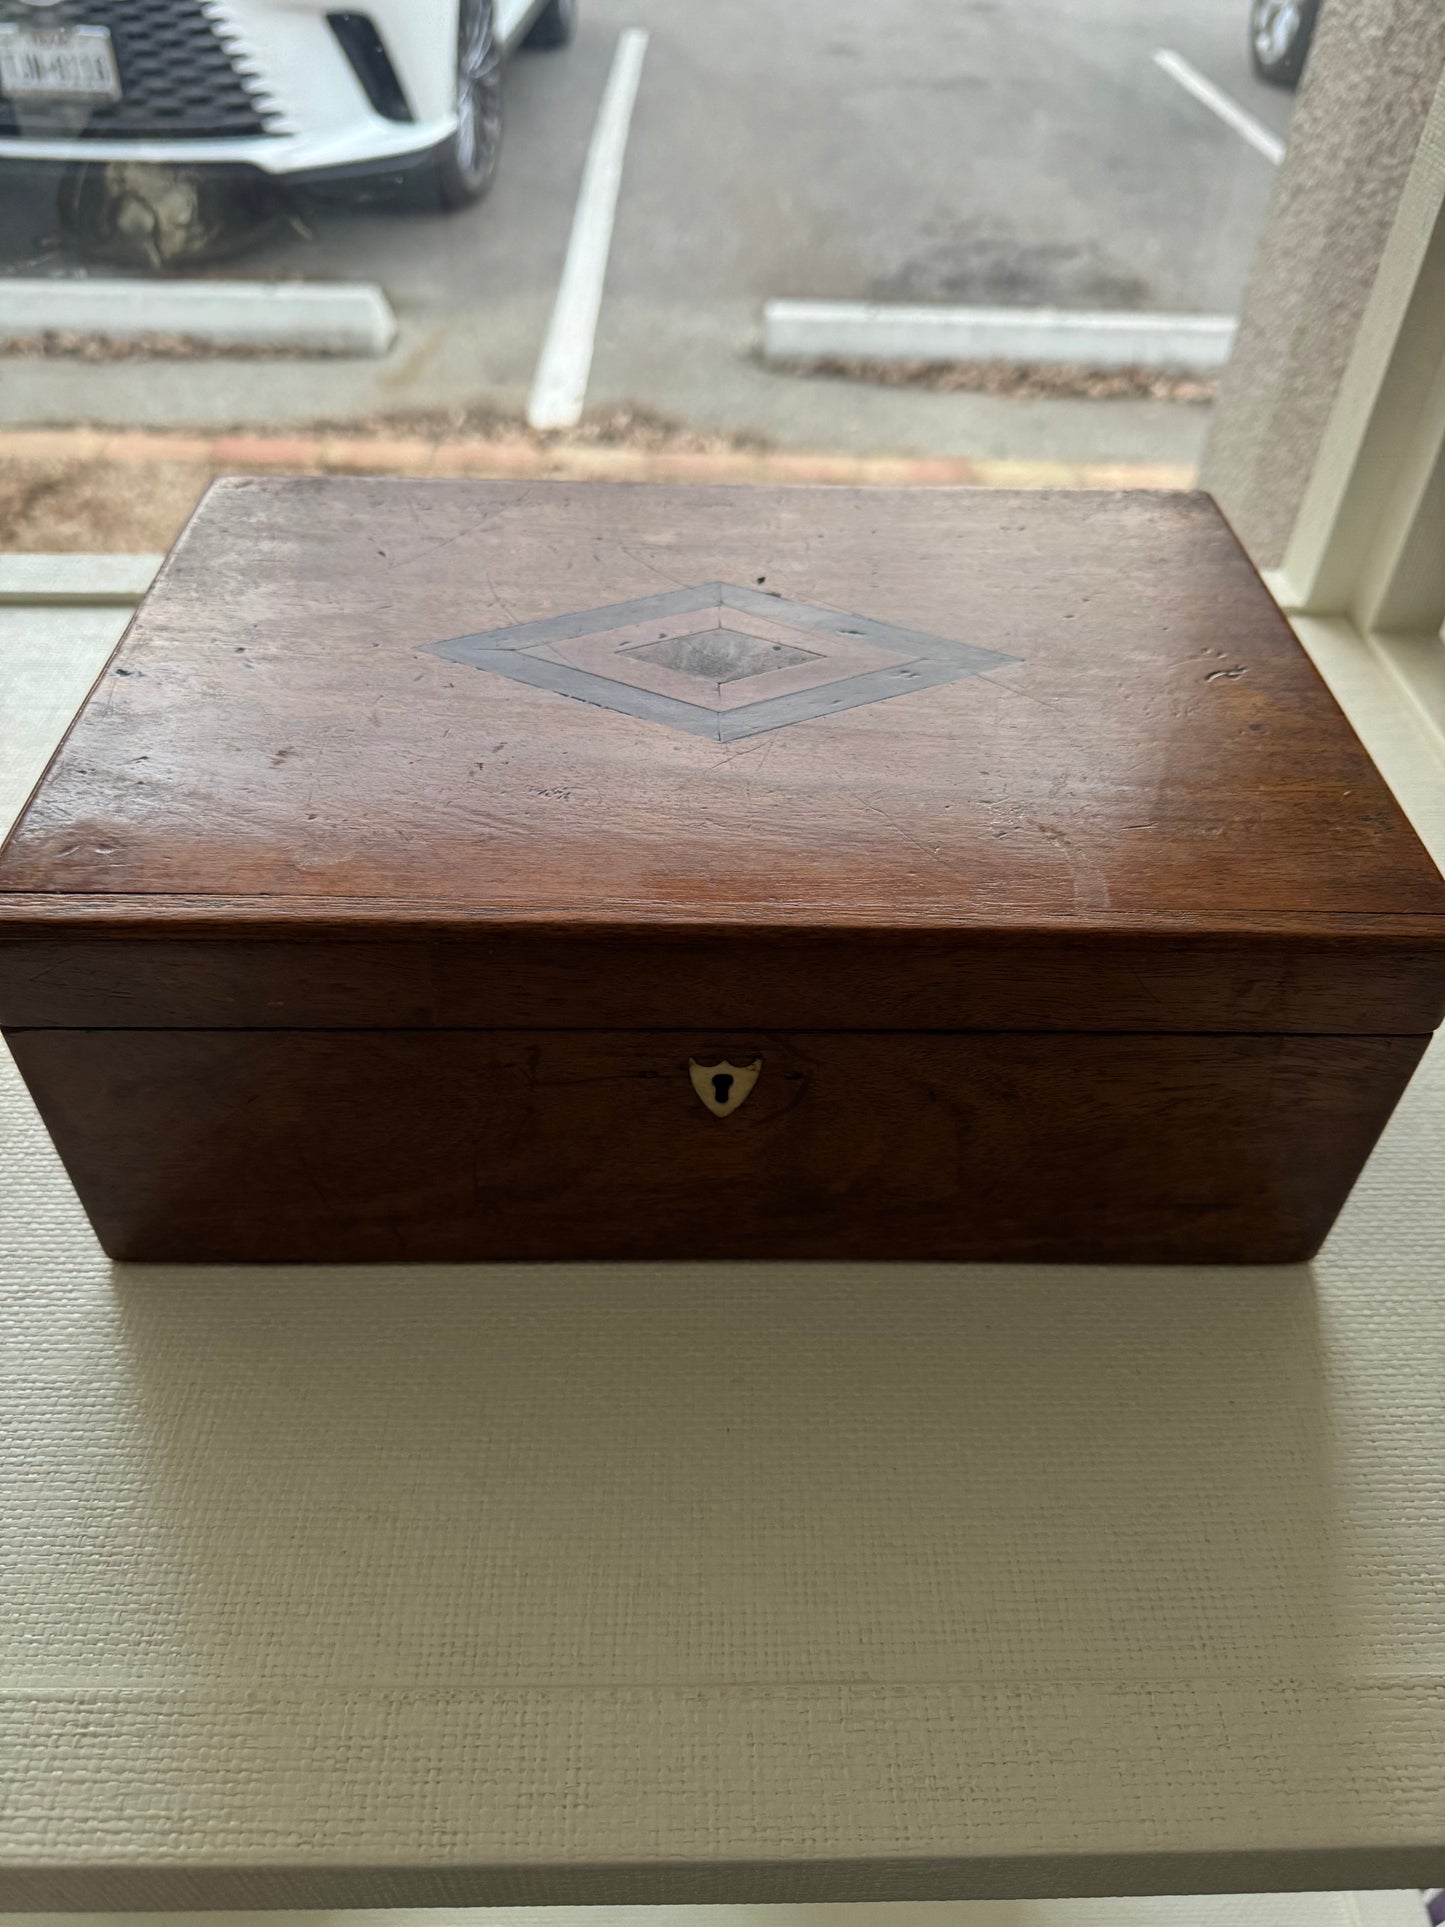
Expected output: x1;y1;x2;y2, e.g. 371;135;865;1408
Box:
8;1026;1425;1263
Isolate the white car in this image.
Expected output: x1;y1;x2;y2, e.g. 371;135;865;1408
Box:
0;0;574;209
1248;0;1318;87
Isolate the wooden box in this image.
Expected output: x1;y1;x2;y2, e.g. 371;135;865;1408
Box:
2;479;1443;1264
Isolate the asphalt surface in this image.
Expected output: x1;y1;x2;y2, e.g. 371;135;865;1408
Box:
0;0;1294;456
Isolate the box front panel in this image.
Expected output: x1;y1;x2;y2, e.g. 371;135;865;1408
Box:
5;1028;1426;1264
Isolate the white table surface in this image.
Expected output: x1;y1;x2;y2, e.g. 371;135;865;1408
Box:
2;575;1444;1913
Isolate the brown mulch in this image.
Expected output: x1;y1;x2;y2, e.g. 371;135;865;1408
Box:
774;356;1218;403
4;332;1216;402
0;329;322;361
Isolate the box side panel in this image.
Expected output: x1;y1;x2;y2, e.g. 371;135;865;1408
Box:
5;1028;1427;1264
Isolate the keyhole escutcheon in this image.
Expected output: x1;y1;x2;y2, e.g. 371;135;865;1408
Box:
688;1057;763;1116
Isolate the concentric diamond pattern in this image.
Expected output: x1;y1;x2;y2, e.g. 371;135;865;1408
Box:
428;582;1018;742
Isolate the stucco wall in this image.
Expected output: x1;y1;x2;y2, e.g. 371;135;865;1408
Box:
1202;0;1445;565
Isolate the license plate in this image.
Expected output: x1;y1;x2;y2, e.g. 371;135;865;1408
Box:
0;24;122;102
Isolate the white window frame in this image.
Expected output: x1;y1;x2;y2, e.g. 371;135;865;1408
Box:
1267;66;1445;758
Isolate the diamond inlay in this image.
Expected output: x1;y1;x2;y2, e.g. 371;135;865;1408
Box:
625;629;821;683
427;581;1019;741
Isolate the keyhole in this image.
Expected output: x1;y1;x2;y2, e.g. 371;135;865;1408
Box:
711;1072;734;1107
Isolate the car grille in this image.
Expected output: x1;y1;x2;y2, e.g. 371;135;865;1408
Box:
0;0;283;140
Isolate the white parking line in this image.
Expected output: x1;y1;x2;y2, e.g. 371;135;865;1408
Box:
527;27;649;431
1152;48;1286;165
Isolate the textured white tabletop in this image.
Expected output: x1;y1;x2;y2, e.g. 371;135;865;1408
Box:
1;586;1444;1912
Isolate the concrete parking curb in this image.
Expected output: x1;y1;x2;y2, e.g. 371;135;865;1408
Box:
0;280;397;356
0;427;1196;492
764;301;1238;373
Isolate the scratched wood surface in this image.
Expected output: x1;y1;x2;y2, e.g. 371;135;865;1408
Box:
1;480;1441;1033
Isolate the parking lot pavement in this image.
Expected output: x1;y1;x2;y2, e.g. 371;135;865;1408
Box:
0;0;1291;457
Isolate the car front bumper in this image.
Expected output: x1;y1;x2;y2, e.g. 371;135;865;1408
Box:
0;115;456;178
0;0;460;177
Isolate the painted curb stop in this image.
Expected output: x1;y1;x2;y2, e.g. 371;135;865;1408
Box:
0;279;397;357
764;301;1238;374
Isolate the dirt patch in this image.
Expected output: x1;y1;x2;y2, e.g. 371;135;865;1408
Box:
774;357;1218;404
0;457;209;551
0;409;773;551
0;408;1199;554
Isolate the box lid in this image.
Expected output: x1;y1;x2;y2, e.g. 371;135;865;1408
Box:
1;478;1443;1034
